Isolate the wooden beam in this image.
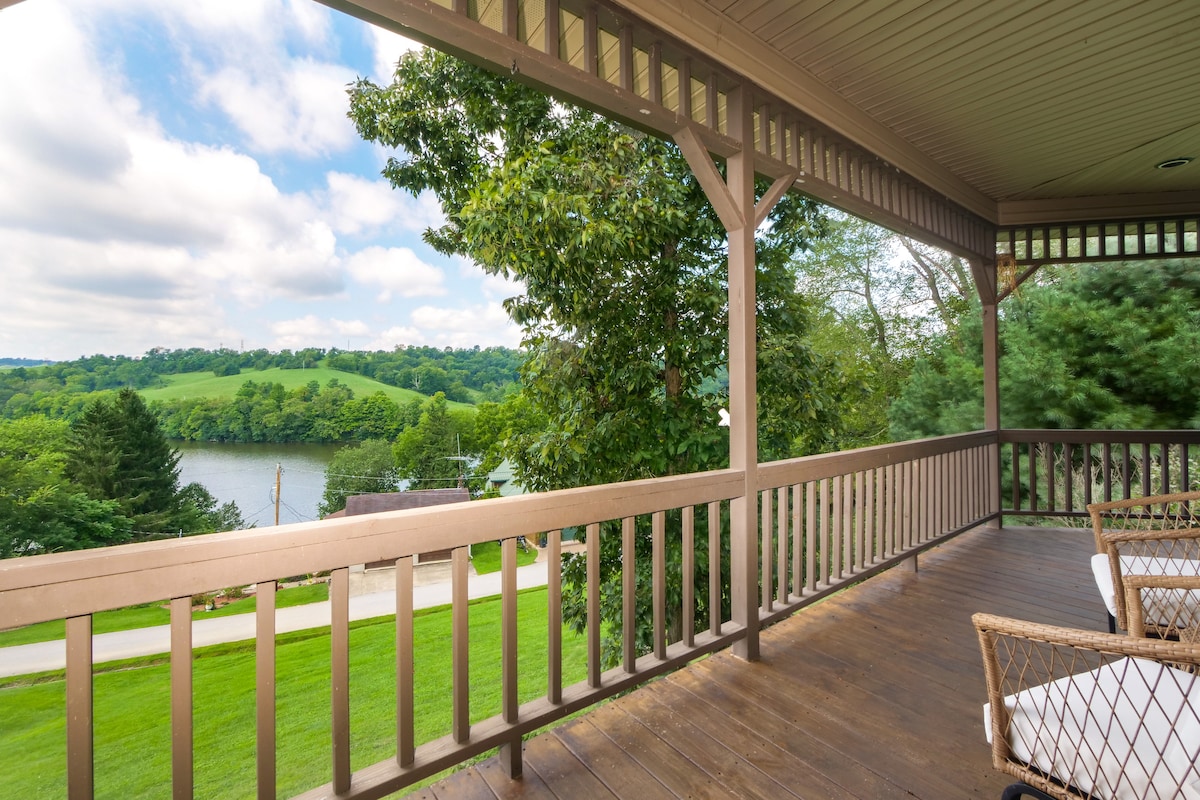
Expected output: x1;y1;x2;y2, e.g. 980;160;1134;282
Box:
673;125;742;231
754;172;796;229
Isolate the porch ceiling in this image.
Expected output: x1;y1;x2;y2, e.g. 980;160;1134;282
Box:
618;0;1200;227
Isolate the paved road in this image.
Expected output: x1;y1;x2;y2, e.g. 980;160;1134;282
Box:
0;559;553;678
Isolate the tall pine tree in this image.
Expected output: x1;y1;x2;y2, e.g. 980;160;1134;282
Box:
67;388;186;536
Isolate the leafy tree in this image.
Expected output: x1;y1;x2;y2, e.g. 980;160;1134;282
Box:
318;439;401;517
0;416;132;558
392;393;476;490
178;482;250;534
890;260;1200;439
794;213;975;448
350;50;834;664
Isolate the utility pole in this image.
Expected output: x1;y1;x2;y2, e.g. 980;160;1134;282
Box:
274;463;282;526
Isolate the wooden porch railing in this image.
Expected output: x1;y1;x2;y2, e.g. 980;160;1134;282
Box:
999;430;1200;519
755;431;999;625
0;430;1023;798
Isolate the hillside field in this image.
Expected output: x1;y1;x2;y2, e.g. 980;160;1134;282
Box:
139;367;475;411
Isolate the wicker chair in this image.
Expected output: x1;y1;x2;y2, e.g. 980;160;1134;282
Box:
1087;491;1200;634
974;613;1200;800
1124;574;1200;644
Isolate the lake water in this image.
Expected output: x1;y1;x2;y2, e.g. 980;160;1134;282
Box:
174;441;342;528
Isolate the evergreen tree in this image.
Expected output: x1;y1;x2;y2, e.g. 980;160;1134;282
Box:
67;388;187;536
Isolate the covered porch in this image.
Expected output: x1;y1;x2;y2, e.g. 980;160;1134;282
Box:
419;522;1099;800
1;0;1199;798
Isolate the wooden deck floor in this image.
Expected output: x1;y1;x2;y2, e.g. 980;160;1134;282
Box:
409;524;1101;800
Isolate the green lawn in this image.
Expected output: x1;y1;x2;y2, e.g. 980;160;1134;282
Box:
0;588;588;798
470;540;539;574
0;583;330;648
140;367;474;412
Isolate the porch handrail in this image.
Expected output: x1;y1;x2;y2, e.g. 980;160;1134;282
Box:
998;429;1200;518
754;430;1001;625
0;468;745;631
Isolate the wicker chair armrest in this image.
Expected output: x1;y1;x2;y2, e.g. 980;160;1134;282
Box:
1124;574;1200;642
973;613;1200;800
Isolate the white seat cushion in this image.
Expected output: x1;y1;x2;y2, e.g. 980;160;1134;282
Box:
1091;554;1200;620
985;657;1200;799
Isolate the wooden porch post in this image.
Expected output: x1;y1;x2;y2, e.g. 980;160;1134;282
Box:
674;84;779;661
725;84;759;660
973;258;1002;525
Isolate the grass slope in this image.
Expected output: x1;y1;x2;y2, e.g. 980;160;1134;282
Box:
0;588;588;798
140;367;474;411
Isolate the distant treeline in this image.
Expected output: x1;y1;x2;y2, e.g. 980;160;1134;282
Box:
154;378;433;443
0;345;524;424
0;357;54;367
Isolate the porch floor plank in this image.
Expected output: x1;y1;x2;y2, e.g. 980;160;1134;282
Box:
414;525;1099;799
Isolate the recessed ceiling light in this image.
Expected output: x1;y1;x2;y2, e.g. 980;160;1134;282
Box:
1155;157;1193;170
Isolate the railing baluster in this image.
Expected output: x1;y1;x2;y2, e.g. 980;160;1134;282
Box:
395;558;414;767
255;580;276;798
652;511;667;657
1183;444;1191;492
791;485;802;595
547;530;563;704
1044;441;1056;512
1142;443;1152;499
1103;442;1113;502
1122;443;1132;499
1012;443;1022;511
708;502;721;635
500;538;522;778
502;538;518;724
832;476;843;579
1028;443;1038;512
884;465;895;558
874;467;885;561
855;471;866;569
1063;442;1074;513
1083;443;1093;509
170;597;192;800
1161;442;1170;494
683;506;695;647
841;473;853;571
452;548;470;742
776;487;787;604
586;522;601;687
805;481;817;591
622;516;636;672
331;566;351;793
761;490;773;611
819;478;831;583
66;614;93;800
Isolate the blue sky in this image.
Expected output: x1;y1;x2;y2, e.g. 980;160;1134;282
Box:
0;0;523;361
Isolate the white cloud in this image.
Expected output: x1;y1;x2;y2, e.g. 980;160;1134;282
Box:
0;0;517;360
368;24;422;84
364;325;422;351
345;247;446;300
323;172;444;237
409;303;522;348
271;315;370;350
195;57;357;158
0;2;350;357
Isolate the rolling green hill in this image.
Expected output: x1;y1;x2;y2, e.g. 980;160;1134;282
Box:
140;367;475;411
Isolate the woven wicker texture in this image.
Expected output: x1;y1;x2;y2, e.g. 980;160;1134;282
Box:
1088;491;1200;632
974;613;1200;800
